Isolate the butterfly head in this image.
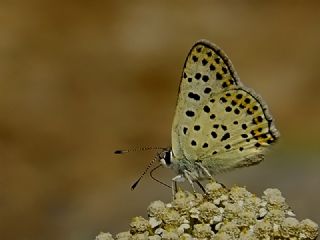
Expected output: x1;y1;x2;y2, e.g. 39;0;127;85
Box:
159;149;173;168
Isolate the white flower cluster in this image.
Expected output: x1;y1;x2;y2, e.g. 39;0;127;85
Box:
96;182;318;240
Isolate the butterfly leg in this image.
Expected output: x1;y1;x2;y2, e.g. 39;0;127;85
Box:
195;161;214;180
171;175;185;198
195;180;206;193
183;170;197;194
194;161;226;189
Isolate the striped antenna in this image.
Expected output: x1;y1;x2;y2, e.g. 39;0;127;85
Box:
131;155;158;190
114;146;169;190
114;146;166;154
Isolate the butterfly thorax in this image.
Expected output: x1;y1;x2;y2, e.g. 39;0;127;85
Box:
159;149;211;180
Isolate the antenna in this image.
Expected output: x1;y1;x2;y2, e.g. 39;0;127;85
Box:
114;146;170;190
114;147;166;154
130;156;158;190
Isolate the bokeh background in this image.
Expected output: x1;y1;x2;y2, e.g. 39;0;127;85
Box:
0;1;320;240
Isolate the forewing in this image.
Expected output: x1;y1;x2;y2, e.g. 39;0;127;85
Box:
171;40;279;166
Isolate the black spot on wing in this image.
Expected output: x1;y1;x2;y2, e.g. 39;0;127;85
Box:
188;92;200;101
202;75;209;82
234;108;240;115
203;105;210;113
216;72;223;80
204;87;211;94
221;132;230;141
202;59;208;66
192;56;198;62
186;110;195;117
210;114;216;120
195;73;201;80
211;131;217;139
183;127;188;134
225;106;232;112
194;125;200;131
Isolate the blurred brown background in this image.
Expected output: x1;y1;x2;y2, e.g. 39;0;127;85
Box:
0;1;320;240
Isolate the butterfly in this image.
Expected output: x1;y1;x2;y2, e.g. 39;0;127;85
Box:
117;40;279;195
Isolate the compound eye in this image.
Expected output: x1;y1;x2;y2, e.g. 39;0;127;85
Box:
163;151;171;166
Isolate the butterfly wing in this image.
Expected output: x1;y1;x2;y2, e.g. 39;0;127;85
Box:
171;40;279;173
